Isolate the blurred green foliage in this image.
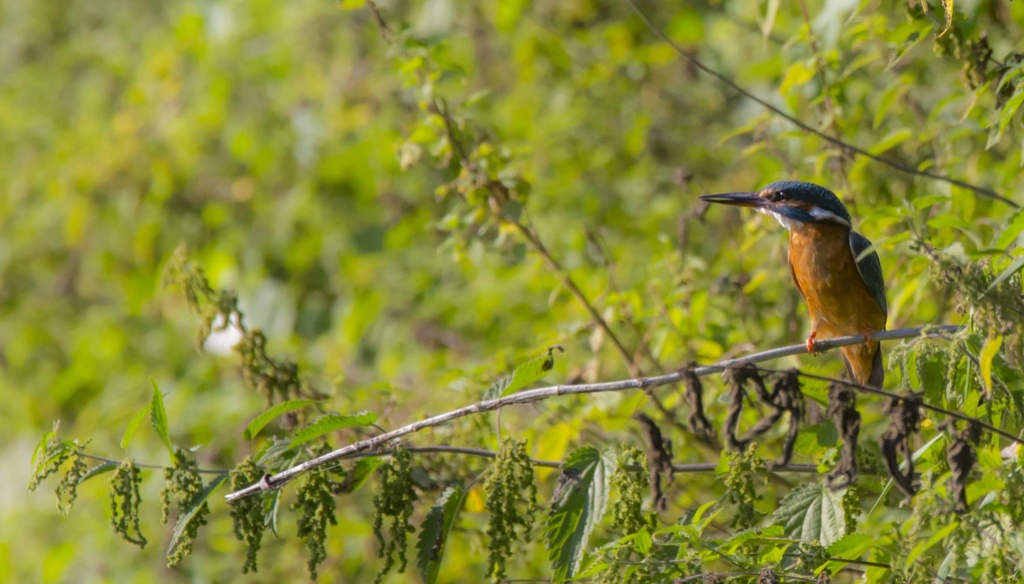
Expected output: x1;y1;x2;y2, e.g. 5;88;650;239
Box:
6;0;1024;582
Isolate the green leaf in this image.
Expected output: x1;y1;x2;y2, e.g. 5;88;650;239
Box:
779;61;815;96
980;335;1003;398
827;533;880;559
150;379;173;454
986;255;1024;293
723;525;785;552
416;483;467;584
335;456;387;494
502;347;560;397
873;83;906;129
993;210;1024;249
243;399;317;440
31;422;59;473
79;461;118;483
770;483;846;547
910;345;947;406
633;527;652;555
166;474;227;556
288;411;378;449
761;0;780;40
121;403;151;450
868;129;912;155
485;346;563;399
545;447;612;583
906;520;958;565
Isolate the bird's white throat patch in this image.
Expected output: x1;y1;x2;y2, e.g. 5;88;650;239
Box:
756;207;800;230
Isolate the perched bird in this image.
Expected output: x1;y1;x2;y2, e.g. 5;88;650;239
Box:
700;181;887;387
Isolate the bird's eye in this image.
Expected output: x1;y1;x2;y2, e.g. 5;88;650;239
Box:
771;191;788;202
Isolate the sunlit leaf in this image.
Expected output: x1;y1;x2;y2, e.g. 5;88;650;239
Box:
979;335;1003;398
243;399;318;441
150;379;174;454
288;412;378;449
121;403;151;450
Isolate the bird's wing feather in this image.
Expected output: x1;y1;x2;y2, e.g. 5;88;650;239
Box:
849;230;887;317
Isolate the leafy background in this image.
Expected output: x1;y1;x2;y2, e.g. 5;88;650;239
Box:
4;0;1024;582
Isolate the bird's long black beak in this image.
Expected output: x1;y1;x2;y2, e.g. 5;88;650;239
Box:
699;192;768;208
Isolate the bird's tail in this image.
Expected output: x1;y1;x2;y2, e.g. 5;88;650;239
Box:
841;342;884;387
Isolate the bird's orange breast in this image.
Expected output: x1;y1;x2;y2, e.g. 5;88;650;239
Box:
787;223;887;338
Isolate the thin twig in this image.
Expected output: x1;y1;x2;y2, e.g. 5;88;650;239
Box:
621;0;1018;208
225;324;978;502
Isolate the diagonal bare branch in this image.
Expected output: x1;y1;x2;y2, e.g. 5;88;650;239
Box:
225;324;989;502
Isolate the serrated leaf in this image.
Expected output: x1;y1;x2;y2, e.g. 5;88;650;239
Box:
416;484;467;584
911;346;947;406
485;346;562;400
980;335;1003;398
150;379;173;454
827;533;879;559
121;403;151;450
506;346;561;396
633;527;652;555
545;447;612;583
771;483;846;547
288;411;377;449
244;399;317;440
723;525;785;552
166;474;226;556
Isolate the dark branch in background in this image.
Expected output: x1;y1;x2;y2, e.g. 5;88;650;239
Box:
225;324;1020;502
622;0;1019;208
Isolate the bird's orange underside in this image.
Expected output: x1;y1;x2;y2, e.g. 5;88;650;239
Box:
788;222;887;384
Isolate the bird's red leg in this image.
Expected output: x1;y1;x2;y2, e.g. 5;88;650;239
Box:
805;331;819;355
863;327;875;345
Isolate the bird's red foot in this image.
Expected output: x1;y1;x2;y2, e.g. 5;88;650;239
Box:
863;327;875;345
805;331;819;355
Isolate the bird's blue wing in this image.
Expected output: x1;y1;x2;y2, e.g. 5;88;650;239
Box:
849;231;887;317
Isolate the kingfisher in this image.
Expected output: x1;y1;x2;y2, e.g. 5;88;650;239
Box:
700;181;887;387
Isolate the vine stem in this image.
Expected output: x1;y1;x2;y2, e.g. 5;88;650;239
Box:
225;324;976;502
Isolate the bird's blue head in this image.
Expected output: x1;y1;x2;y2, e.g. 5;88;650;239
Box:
700;180;852;230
